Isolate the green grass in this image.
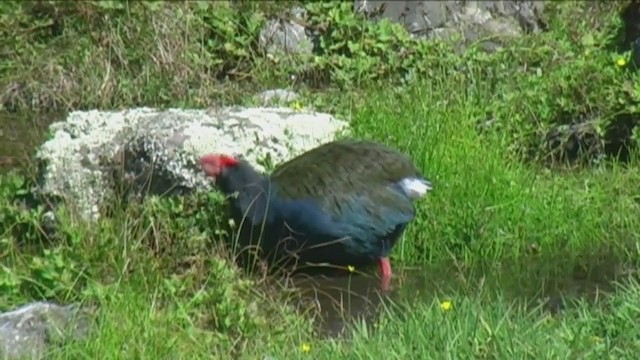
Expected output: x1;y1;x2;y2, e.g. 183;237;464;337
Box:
314;280;640;359
2;1;640;359
45;277;640;359
3;77;640;359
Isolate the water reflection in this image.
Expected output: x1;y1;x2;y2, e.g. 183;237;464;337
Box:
291;257;635;338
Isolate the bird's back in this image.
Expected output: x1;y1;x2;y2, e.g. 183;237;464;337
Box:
271;139;423;206
266;139;427;261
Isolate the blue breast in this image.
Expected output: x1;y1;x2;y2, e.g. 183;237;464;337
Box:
264;177;418;262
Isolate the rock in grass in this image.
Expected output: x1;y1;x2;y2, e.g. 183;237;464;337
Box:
259;7;313;56
258;1;546;62
354;1;545;47
35;107;349;221
0;302;89;360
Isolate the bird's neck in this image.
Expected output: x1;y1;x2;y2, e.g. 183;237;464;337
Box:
219;162;273;222
218;161;264;195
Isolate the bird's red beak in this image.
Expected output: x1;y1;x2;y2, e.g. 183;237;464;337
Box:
199;154;239;177
200;154;221;177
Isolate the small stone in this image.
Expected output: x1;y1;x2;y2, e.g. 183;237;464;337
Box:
0;302;90;360
257;89;300;105
259;7;313;56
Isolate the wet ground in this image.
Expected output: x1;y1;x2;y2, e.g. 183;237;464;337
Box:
291;256;636;338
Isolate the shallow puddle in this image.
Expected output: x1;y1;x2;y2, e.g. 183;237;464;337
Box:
291;256;636;338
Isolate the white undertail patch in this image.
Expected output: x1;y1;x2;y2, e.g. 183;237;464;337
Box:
398;177;433;199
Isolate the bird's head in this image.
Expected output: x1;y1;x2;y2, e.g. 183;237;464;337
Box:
199;154;239;178
199;153;265;196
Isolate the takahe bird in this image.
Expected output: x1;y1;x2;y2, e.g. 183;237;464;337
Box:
199;139;433;291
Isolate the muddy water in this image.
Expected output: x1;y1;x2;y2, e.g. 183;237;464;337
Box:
0;112;61;172
292;256;635;338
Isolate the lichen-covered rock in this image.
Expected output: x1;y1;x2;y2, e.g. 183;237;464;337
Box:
35;107;349;221
0;302;89;360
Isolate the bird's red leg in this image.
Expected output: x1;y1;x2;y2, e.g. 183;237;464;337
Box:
378;257;392;292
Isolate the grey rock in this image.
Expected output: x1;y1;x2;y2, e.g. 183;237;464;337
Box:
259;7;313;56
35;107;349;221
353;1;545;48
255;1;545;62
0;302;90;360
355;0;458;36
257;89;300;106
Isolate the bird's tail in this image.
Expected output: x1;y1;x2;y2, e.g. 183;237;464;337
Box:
397;177;433;200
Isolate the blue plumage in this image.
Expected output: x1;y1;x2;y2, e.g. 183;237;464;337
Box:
200;139;433;290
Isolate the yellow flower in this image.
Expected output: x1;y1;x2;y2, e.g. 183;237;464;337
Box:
300;343;311;353
616;57;627;67
440;300;453;311
347;265;355;273
591;335;603;343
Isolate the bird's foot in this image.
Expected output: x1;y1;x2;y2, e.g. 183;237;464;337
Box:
380;276;391;292
379;256;392;292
